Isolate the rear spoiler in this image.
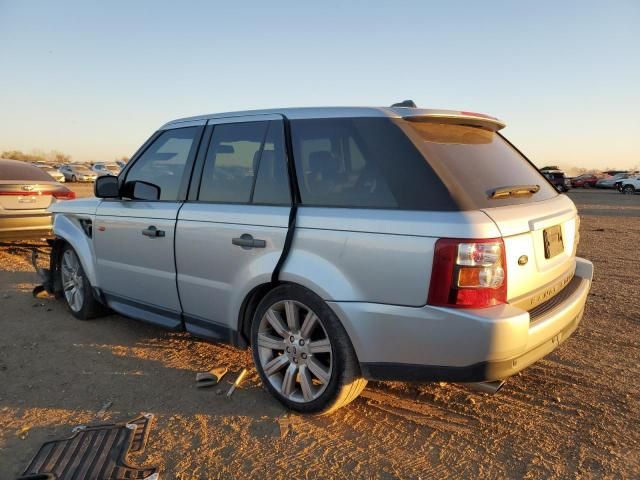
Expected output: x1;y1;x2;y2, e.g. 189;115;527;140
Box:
394;108;506;131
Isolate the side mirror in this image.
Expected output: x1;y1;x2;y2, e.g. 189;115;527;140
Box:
122;180;161;201
94;175;120;198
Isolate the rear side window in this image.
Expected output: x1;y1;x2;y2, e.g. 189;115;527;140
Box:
399;121;558;208
0;161;55;181
198;120;290;205
125;127;200;201
290;118;456;210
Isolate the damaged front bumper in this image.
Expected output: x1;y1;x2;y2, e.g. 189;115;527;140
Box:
31;238;65;297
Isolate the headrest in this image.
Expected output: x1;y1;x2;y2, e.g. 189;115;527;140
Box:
309;151;339;174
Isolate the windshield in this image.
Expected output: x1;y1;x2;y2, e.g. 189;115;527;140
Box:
398;120;558;208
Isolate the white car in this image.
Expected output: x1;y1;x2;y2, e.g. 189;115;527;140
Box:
59;164;97;182
91;163;121;177
35;165;66;183
619;175;640;194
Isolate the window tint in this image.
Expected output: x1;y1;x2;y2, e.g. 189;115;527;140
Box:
199;122;268;203
400;121;558;208
125;127;199;201
290;117;456;210
252;121;290;205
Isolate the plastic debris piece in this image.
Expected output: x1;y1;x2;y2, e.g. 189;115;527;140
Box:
17;425;31;439
196;366;228;388
226;368;248;397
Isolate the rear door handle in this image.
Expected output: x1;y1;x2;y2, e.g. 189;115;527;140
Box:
232;234;266;249
142;226;165;238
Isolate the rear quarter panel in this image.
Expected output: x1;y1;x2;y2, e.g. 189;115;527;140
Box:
281;207;501;306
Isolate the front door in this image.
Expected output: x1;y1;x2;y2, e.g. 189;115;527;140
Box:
94;125;203;328
176;116;291;340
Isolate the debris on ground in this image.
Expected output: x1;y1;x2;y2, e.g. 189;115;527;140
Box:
96;400;113;419
226;368;248;397
16;425;31;440
18;414;158;479
195;366;229;388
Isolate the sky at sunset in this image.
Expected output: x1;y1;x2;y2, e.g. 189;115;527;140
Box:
0;0;638;171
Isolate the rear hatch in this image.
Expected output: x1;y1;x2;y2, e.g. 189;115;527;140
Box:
398;116;577;310
481;195;577;309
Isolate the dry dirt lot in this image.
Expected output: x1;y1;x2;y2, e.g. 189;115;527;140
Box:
0;187;639;479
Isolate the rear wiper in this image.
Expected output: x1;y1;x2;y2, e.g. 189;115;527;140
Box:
489;184;540;199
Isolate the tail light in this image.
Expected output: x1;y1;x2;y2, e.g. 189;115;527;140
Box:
52;189;76;200
428;238;507;308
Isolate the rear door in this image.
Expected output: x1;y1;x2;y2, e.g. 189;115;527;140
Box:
176;115;290;340
94;125;203;327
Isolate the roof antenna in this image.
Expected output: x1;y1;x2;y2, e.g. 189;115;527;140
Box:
391;99;417;108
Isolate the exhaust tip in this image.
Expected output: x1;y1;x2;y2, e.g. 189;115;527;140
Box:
466;380;506;395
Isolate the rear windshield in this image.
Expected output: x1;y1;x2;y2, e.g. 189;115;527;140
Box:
0;161;56;181
399;120;558;208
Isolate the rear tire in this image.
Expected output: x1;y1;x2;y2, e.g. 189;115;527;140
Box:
251;284;367;414
623;185;635;195
59;245;105;320
71;175;77;182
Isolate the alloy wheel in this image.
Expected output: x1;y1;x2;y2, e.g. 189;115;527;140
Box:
257;300;333;403
61;249;85;312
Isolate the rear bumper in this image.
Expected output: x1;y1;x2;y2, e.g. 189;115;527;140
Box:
0;213;52;240
329;257;593;382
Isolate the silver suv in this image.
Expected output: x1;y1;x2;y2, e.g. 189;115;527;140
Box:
44;106;593;413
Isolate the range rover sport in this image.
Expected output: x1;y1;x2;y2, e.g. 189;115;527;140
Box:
42;105;593;413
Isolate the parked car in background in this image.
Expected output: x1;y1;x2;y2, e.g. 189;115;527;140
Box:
619;174;640;194
570;174;598;188
91;163;121;177
596;172;631;189
614;172;639;191
36;165;66;183
541;169;570;192
115;160;128;170
45;105;593;413
0;159;75;240
59;164;97;182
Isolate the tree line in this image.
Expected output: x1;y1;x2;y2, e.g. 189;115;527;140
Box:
1;150;129;164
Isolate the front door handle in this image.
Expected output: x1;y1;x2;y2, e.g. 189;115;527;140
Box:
142;226;165;238
232;234;266;249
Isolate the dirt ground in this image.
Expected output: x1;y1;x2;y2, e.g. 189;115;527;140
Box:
0;187;639;479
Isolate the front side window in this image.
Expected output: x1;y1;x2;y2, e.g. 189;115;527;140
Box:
198;120;290;205
125;127;200;201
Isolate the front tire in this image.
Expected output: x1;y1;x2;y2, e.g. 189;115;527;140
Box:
59;245;104;320
623;185;635;195
251;285;367;414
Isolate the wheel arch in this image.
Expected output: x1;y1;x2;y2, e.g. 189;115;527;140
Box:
236;280;359;361
52;214;98;287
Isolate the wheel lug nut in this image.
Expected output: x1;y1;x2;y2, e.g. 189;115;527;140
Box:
301;353;307;359
286;347;290;353
293;358;298;363
289;336;295;342
298;339;305;346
